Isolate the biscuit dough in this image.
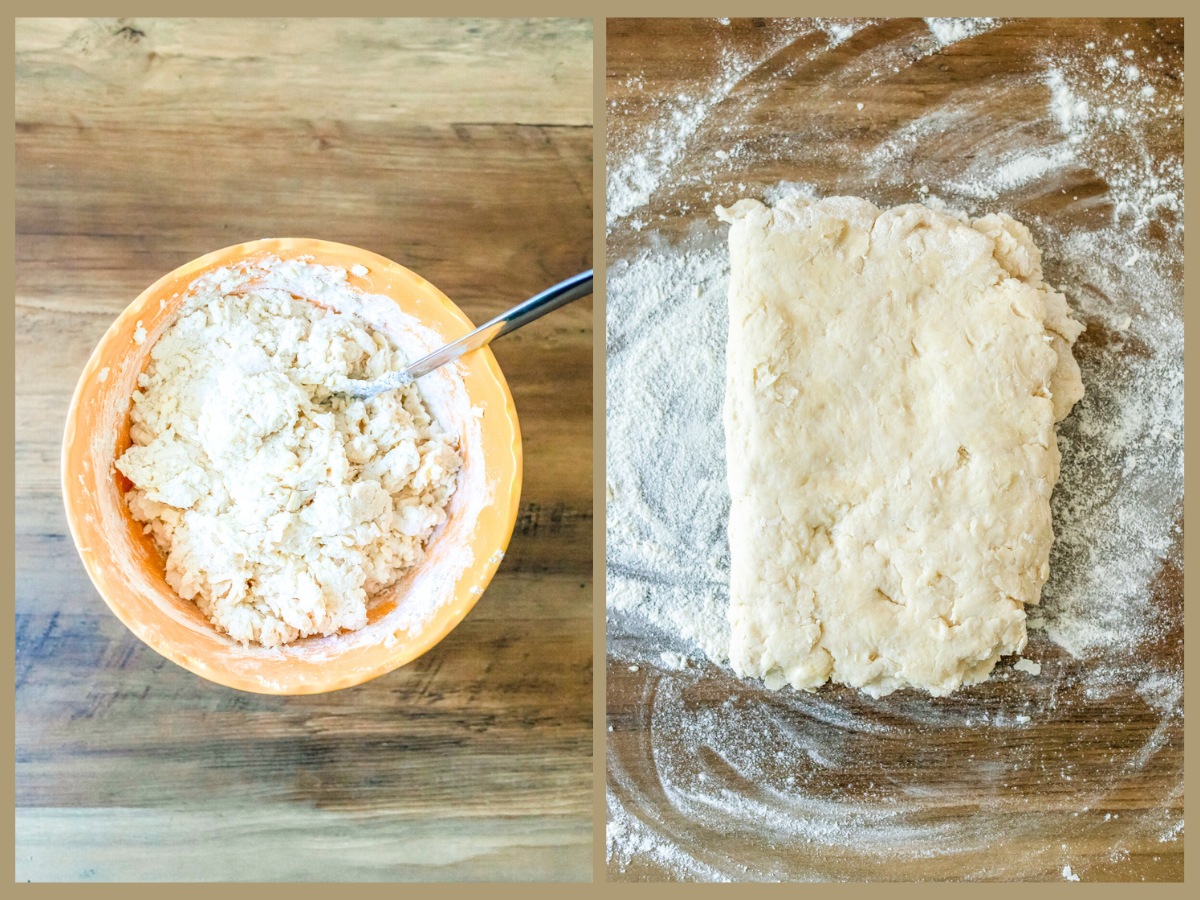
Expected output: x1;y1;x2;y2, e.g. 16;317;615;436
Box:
717;197;1084;696
116;265;461;647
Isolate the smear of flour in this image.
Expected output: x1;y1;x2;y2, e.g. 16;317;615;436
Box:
606;21;870;232
607;18;1183;881
606;242;732;664
924;18;996;48
606;789;733;881
819;20;865;47
605;56;755;229
945;146;1078;199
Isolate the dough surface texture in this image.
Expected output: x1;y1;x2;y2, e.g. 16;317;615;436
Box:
717;196;1084;696
116;261;462;648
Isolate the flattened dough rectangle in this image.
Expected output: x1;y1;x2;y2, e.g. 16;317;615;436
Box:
719;197;1083;697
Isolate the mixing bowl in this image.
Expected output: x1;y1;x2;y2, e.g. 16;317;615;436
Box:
61;239;522;694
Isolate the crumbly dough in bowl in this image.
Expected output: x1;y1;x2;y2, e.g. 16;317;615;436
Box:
116;262;462;648
719;197;1084;697
61;239;521;694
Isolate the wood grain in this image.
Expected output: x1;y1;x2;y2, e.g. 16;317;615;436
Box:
606;17;1182;883
16;17;592;883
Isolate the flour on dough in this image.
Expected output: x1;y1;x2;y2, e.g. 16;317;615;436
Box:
717;196;1084;697
116;263;461;648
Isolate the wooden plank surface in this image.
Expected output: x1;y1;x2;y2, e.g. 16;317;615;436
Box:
605;17;1183;882
16;17;593;882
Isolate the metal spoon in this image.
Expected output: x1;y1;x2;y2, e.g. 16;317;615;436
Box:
335;269;593;399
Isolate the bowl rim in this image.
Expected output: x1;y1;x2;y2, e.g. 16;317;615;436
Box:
60;238;523;694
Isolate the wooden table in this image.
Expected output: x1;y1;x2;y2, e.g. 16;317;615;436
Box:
606;17;1182;882
16;18;593;882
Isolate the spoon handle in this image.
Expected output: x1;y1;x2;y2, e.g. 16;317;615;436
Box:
342;270;593;398
405;269;593;381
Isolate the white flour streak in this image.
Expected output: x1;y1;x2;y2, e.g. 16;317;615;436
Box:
606;54;764;229
924;18;997;48
607;21;839;232
819;20;867;47
946;147;1079;199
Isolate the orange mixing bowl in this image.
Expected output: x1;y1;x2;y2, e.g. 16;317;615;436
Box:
61;239;522;694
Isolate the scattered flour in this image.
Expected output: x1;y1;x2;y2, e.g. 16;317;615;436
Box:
660;650;690;671
606;62;749;229
820;21;862;46
946;147;1078;200
606;20;862;232
1037;63;1183;232
924;18;996;48
607;18;1183;880
606;790;732;881
761;181;819;206
1014;659;1043;676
